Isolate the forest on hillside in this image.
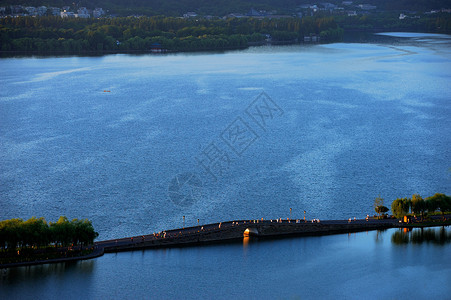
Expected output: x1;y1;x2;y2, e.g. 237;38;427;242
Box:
1;12;450;54
0;15;344;52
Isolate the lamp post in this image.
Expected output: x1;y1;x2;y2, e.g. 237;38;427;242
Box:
290;208;292;220
304;210;306;221
183;216;185;229
197;219;199;226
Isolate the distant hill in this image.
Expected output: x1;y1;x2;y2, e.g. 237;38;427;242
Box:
1;0;451;16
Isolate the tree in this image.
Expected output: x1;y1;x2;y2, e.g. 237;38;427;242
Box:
22;217;48;248
0;218;23;251
426;196;439;213
0;15;348;53
72;219;99;246
411;194;426;220
0;216;98;252
426;193;451;218
375;205;389;218
391;198;409;218
402;197;412;214
374;195;385;217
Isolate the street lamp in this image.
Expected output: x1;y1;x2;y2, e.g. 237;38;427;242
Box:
183;216;185;229
290;208;292;220
304;210;306;221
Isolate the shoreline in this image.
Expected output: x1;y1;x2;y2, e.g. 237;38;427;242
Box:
0;41;307;58
0;247;104;269
2;216;450;269
1;30;449;58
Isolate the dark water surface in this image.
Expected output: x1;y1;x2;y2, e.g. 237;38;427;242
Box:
1;227;451;299
1;32;450;298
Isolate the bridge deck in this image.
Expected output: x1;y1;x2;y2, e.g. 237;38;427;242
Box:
95;218;400;253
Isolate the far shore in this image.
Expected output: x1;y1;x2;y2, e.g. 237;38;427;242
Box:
0;30;419;58
0;40;302;58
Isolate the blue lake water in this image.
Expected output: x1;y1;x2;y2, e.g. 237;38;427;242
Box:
1;32;451;298
1;227;451;299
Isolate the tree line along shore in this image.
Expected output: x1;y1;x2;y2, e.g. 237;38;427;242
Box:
1;12;450;54
0;216;98;265
0;16;343;53
389;193;451;219
370;193;451;223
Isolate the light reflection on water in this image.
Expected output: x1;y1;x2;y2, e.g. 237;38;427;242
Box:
392;226;451;245
1;227;450;299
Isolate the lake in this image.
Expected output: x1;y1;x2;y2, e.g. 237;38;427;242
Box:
1;32;450;298
1;227;451;299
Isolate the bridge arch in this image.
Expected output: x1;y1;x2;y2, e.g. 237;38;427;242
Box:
243;227;259;237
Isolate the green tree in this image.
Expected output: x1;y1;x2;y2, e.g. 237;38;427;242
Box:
72;218;99;246
22;217;49;248
411;194;426;220
426;195;439;213
0;218;23;251
374;195;384;217
50;216;75;247
391;198;409;218
402;197;412;214
1;216;98;252
375;205;389;218
426;193;451;218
